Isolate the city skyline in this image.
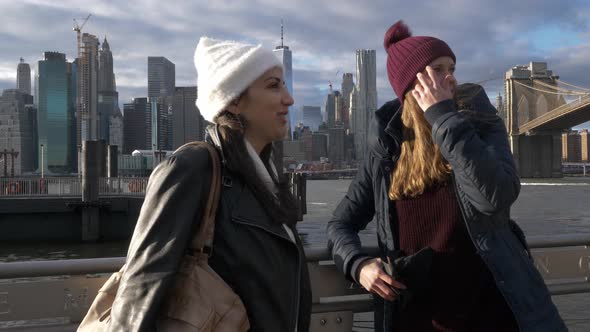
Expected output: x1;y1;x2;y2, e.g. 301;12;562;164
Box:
1;0;589;128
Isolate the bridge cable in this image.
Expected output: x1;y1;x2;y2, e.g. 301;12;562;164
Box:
533;80;589;94
555;79;590;92
512;80;590;96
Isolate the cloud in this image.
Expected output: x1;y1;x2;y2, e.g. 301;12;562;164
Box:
1;0;589;130
0;62;17;81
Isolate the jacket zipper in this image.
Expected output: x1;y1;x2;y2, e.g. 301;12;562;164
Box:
232;216;302;331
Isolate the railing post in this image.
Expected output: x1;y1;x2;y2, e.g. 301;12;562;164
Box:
288;173;306;221
82;141;100;242
302;173;307;215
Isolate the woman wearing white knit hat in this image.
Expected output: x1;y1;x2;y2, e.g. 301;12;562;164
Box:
106;37;312;331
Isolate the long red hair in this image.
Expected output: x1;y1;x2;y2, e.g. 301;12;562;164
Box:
388;91;451;200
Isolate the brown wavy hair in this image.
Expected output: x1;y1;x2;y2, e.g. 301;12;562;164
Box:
213;106;299;226
388;90;452;200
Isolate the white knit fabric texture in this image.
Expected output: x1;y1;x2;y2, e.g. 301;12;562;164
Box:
194;37;283;123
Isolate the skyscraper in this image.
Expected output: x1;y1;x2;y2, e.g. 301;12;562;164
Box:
172;86;204;149
98;38;115;93
334;91;344;127
98;37;120;145
149;97;173;151
0;90;36;175
77;33;100;144
350;86;360;160
17;58;31;95
341;73;354;130
273;21;293;139
146;57;175;151
325;90;344;129
300;126;313;161
325;90;338;129
123;97;150;154
109;110;124;149
349;87;358;132
562;131;581;162
37;52;77;174
328;127;345;164
352;49;377;160
148;57;175;98
312;133;328;161
302;106;322;132
67;61;77;172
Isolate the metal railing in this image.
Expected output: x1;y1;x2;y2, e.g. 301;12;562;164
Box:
562;162;590;176
0;175;307;198
97;177;148;196
0;234;589;331
0;177;148;198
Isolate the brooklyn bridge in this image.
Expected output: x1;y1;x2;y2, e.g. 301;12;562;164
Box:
502;61;590;177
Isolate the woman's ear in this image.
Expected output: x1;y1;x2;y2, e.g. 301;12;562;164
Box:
226;92;246;115
226;98;240;115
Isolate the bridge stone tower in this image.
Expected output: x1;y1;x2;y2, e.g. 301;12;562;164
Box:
505;62;564;177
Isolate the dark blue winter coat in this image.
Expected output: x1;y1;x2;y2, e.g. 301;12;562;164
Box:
327;83;566;332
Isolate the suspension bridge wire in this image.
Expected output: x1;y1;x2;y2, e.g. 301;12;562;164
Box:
533;80;589;94
512;80;590;96
555;79;590;92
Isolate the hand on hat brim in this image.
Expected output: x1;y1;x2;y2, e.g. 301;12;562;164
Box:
412;66;455;112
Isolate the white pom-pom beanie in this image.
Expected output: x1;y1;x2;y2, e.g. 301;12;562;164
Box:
194;37;283;123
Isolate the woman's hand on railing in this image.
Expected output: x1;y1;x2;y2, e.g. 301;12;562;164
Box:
358;258;406;302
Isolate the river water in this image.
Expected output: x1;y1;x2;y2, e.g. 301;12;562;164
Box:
2;177;590;262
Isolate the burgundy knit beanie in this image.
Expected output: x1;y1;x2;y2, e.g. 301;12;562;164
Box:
384;20;456;103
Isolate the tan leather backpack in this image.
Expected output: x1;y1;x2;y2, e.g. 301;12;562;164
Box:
78;142;250;331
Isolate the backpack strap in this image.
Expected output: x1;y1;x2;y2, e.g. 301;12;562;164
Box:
175;141;221;258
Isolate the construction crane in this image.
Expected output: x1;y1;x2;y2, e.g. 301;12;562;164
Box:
328;71;340;93
73;14;91;59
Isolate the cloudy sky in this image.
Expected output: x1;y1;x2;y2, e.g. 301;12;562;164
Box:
1;0;589;127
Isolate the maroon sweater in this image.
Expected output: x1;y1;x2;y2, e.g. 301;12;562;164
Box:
394;183;518;332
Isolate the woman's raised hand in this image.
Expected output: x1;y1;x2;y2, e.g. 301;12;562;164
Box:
412;66;456;112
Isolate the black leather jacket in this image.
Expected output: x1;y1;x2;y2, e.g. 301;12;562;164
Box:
109;126;312;331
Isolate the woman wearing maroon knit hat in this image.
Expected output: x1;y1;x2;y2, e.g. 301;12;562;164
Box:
328;21;566;331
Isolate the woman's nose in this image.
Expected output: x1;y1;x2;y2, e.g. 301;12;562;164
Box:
446;74;457;91
283;90;294;106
